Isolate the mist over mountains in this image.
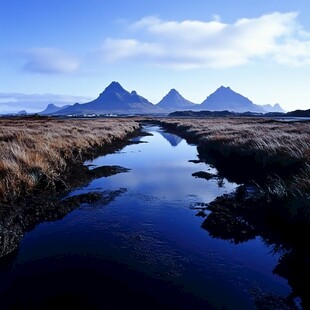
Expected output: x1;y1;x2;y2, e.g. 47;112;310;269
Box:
33;81;286;115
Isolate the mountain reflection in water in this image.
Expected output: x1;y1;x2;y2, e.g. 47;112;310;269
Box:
158;131;183;147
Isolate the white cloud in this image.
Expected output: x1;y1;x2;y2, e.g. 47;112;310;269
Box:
22;48;80;74
101;12;310;69
273;39;310;66
103;38;163;62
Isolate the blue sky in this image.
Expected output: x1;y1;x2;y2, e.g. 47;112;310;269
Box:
1;0;310;113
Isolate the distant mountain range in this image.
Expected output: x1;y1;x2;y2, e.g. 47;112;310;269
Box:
261;103;285;113
40;103;71;115
34;81;289;116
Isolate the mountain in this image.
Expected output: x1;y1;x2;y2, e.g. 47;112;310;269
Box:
156;89;197;111
39;103;71;115
261;103;286;113
34;82;290;116
17;110;28;115
200;86;265;113
57;82;160;115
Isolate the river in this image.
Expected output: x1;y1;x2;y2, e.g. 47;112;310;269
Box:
0;125;295;309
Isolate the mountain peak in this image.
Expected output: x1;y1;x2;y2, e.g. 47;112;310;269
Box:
17;110;27;115
201;86;265;113
261;102;286;113
157;88;196;110
62;81;156;114
39;103;71;115
104;81;127;94
169;88;179;94
47;103;57;108
218;85;231;92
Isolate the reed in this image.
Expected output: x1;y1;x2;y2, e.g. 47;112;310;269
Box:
0;117;139;202
154;117;310;200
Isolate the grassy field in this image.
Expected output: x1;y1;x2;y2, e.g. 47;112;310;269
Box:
152;117;310;200
0;117;139;202
1;116;309;204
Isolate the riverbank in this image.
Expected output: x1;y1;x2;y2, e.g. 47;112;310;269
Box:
2;116;309;206
144;116;309;309
0;117;140;203
0;123;294;309
147;117;310;197
0;117;308;308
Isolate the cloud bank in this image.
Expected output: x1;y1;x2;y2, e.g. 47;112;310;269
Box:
22;48;80;74
0;93;92;113
102;12;310;69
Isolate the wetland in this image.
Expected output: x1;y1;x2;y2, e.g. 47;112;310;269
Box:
0;117;309;309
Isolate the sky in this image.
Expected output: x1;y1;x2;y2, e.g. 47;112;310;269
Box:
1;0;310;113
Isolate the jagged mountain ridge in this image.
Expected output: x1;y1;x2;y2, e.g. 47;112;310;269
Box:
37;82;288;115
40;103;71;115
261;103;286;113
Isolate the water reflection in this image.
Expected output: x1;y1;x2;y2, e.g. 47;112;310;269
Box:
81;127;236;202
158;131;183;147
0;167;128;258
200;185;308;309
0;125;300;309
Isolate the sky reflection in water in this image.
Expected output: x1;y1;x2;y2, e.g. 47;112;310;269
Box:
0;125;292;309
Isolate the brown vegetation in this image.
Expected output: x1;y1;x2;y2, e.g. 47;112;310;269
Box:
152;117;310;199
0;117;139;202
1;116;309;204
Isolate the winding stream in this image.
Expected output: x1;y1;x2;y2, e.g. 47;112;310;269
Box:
0;125;293;309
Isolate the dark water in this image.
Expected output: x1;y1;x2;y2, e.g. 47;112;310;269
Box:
0;125;294;309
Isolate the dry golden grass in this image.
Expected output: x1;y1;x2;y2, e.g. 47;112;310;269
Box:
155;117;310;161
1;116;309;203
154;117;310;198
0;117;139;202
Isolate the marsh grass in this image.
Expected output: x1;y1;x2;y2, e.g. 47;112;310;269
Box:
156;118;310;162
0;117;139;202
154;117;310;201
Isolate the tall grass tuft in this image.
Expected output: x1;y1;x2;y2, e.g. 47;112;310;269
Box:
154;117;310;200
0;117;139;202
